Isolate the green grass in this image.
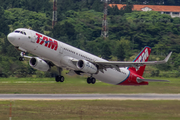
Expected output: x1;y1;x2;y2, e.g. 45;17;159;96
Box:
0;76;180;94
0;100;180;120
0;77;179;119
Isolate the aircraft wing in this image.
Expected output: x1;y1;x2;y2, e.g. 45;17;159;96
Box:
95;52;172;72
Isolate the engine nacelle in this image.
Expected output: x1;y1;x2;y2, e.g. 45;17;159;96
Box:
29;57;50;71
76;60;98;74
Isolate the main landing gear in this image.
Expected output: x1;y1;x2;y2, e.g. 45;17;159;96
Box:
87;76;96;84
19;52;25;61
55;67;64;82
55;75;64;82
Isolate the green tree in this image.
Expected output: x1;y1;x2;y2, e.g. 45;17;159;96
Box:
173;53;180;71
115;43;125;61
52;21;77;41
164;0;176;5
124;0;133;13
101;42;112;60
114;39;131;61
0;7;9;35
92;0;104;12
85;41;100;56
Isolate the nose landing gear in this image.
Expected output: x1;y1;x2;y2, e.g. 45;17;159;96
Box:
19;57;25;61
19;52;25;61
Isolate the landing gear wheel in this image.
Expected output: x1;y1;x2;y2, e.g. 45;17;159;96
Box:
87;77;91;84
87;77;96;84
92;78;96;84
55;75;60;82
55;75;64;82
60;76;64;82
19;57;25;61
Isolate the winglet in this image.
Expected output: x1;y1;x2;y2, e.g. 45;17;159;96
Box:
153;52;172;64
164;52;172;62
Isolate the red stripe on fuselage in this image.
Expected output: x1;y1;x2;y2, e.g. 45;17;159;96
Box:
118;69;148;86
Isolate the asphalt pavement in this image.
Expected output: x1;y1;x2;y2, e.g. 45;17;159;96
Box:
0;94;180;100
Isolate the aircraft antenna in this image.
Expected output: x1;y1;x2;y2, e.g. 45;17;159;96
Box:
101;0;109;38
52;0;57;29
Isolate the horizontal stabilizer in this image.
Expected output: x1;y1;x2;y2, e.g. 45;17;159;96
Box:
137;79;169;83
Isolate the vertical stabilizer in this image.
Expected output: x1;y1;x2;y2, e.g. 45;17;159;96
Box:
128;46;152;76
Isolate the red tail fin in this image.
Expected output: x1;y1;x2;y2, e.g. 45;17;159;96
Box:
128;46;151;76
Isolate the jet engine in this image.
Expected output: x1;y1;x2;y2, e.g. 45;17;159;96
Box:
29;57;50;71
76;60;98;74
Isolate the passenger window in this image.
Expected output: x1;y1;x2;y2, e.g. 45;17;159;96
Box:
20;31;23;34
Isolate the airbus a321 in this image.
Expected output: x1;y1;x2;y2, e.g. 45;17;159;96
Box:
7;28;172;85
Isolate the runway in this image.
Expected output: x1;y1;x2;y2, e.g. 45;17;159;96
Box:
0;94;180;100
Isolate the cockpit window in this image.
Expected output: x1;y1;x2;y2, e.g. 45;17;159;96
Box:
14;30;26;35
15;31;20;33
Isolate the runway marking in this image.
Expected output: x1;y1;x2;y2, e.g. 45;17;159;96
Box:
0;94;180;100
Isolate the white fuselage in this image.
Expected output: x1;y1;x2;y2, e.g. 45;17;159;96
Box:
8;28;130;85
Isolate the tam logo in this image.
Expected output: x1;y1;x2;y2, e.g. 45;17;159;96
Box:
135;48;149;71
136;48;149;63
36;33;58;51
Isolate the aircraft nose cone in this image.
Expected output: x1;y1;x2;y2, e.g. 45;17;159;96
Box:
7;33;15;42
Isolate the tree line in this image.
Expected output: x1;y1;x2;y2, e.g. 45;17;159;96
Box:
111;0;180;5
0;0;180;77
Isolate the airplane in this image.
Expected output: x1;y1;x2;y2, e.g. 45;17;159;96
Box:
7;28;172;85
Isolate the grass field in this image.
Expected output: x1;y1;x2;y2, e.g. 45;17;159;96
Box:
0;76;180;94
0;77;179;120
0;100;180;120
